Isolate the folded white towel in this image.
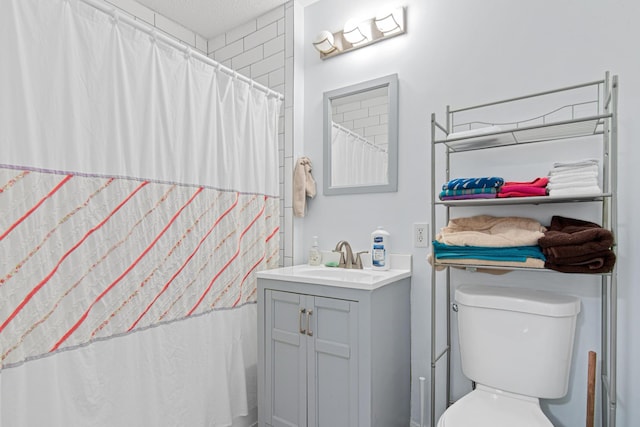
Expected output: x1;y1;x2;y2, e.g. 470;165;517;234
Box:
548;186;602;197
548;171;599;183
547;180;599;190
446;125;502;140
549;164;599;175
552;159;599;168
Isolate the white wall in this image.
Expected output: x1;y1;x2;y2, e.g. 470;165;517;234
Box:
301;0;640;426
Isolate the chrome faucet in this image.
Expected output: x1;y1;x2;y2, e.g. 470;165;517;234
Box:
333;240;367;269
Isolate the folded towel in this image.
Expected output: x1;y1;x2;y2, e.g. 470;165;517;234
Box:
437;215;546;247
442;177;504;191
446;125;502;140
432;241;545;262
549;164;598;175
544;247;615;265
293;157;317;218
429;254;545;271
439;188;497;200
548;171;598;183
440;193;498;201
538;216;614;248
497;188;548;198
498;177;548;198
545;251;616;274
547;180;599;190
538;216;615;273
440;188;498;197
548;186;602;197
552;159;598;168
501;177;548;188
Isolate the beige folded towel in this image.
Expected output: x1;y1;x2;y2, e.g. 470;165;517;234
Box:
293;156;317;217
436;215;547;247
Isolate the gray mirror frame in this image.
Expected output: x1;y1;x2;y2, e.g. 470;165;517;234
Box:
323;73;398;195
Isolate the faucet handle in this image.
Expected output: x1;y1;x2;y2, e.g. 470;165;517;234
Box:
333;250;347;268
354;251;368;269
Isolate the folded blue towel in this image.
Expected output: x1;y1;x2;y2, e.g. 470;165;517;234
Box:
439;188;497;198
432;241;546;262
442;177;504;191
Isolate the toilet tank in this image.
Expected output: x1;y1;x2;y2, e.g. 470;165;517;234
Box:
455;284;581;399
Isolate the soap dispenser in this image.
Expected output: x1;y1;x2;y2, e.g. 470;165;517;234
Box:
308;236;322;266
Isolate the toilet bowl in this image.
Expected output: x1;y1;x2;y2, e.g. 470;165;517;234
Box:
437;284;581;427
437;385;552;427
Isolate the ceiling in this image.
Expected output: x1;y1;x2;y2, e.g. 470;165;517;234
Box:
135;0;290;39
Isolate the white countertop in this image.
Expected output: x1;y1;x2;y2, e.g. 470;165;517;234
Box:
257;254;412;291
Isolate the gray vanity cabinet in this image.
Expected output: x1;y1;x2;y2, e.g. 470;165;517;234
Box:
257;276;411;427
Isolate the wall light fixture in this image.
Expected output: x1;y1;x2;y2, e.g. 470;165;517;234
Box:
342;18;369;45
374;8;405;35
312;6;406;60
313;30;338;54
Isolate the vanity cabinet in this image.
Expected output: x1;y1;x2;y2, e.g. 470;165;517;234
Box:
257;270;411;427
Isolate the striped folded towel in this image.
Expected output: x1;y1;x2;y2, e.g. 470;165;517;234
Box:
440;188;497;198
442;177;504;191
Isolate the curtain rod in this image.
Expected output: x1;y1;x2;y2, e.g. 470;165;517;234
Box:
78;0;284;101
332;122;387;153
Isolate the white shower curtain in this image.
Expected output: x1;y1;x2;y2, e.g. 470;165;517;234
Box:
0;0;281;426
331;122;388;187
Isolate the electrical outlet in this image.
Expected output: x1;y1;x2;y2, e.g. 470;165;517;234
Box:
414;223;429;248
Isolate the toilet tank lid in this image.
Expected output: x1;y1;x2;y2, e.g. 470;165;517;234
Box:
455;285;581;317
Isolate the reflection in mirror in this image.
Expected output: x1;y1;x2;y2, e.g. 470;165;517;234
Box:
323;74;398;195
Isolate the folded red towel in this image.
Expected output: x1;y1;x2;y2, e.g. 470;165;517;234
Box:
502;177;549;187
497;187;548;198
498;177;549;198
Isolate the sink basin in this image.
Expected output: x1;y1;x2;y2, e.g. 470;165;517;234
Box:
294;266;388;281
256;261;412;290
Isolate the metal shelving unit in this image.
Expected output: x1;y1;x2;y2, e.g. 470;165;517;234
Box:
429;72;618;427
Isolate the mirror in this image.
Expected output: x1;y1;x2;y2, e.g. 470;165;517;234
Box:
323;74;398;195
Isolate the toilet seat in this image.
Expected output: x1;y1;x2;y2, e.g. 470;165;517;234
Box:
437;385;553;427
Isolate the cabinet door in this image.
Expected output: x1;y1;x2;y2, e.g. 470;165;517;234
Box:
265;290;308;427
307;296;358;427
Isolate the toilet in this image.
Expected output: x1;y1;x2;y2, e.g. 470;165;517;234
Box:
437;284;581;427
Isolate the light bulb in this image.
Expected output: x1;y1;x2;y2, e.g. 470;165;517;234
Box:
313;30;337;54
343;18;369;45
374;8;404;35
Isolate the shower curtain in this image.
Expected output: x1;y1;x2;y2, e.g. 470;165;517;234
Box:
331;122;388;187
0;0;281;426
